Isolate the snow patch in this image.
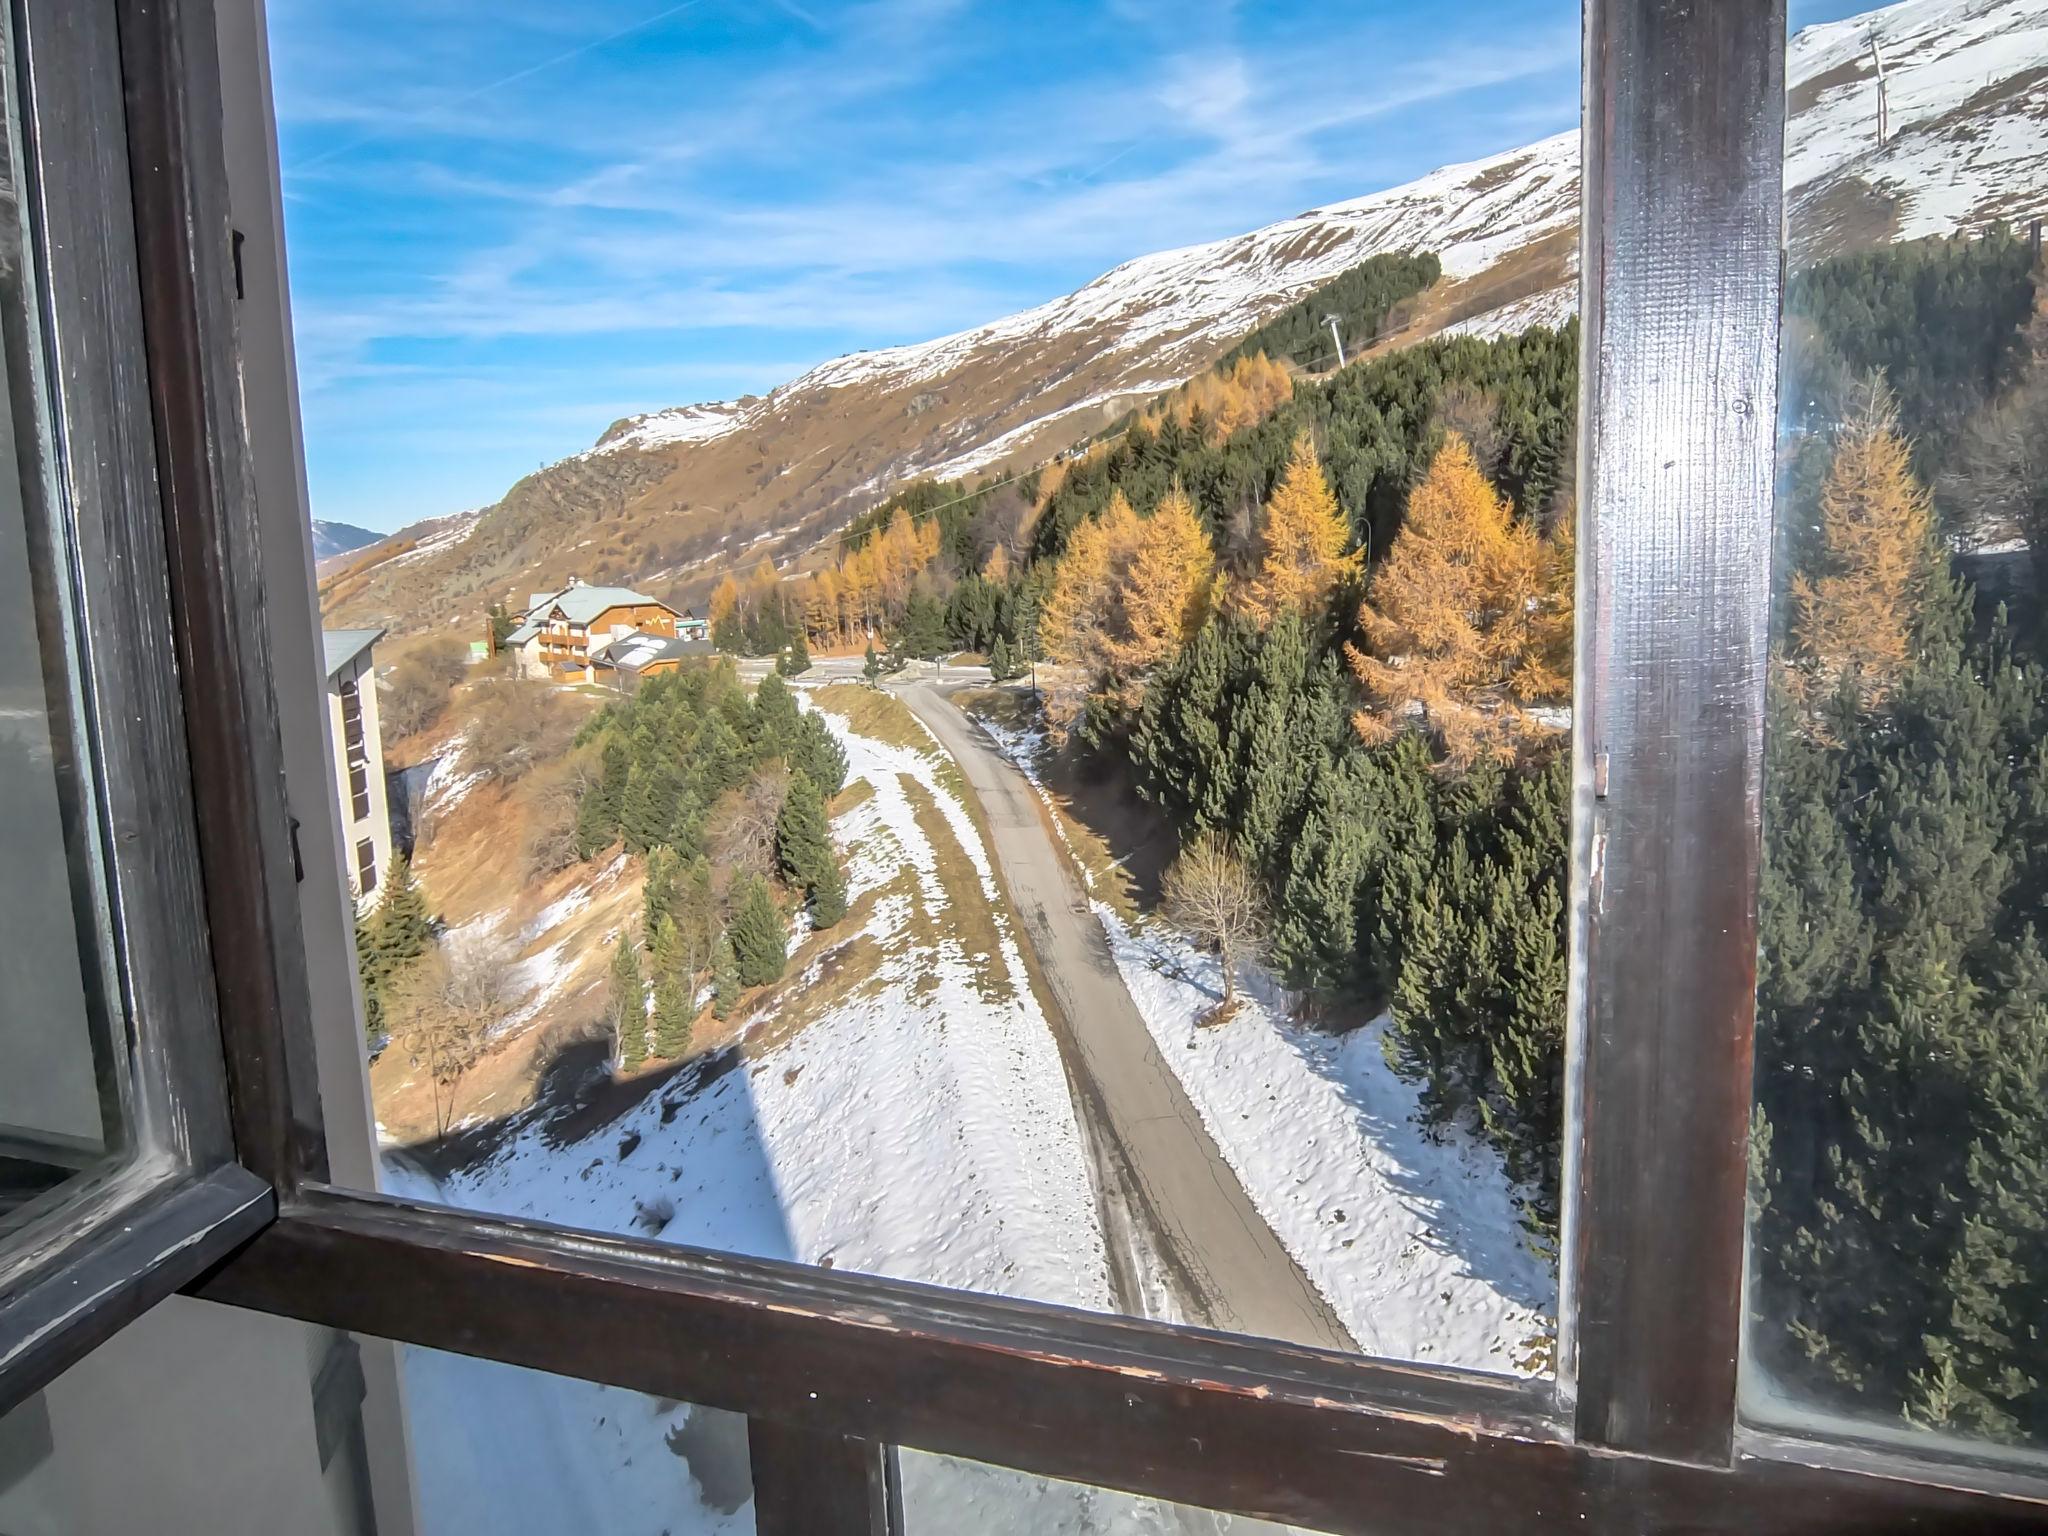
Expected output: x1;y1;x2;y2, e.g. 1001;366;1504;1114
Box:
1097;909;1554;1372
387;508;481;567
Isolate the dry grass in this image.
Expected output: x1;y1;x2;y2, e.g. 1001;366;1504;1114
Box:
1790;176;1904;264
899;774;1012;1003
952;686;1032;733
810;683;936;755
830;779;877;817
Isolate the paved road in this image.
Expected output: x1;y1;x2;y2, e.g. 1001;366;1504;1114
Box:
899;682;1356;1353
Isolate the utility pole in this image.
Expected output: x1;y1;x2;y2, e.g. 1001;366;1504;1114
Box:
1324;313;1347;370
1869;33;1891;146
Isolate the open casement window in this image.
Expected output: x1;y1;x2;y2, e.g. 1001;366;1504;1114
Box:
0;0;2045;1531
0;0;276;1407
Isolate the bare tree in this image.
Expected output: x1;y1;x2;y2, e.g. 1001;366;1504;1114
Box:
463;678;581;785
707;762;791;881
379;636;472;740
1161;834;1266;1023
519;755;591;878
1944;384;2048;593
391;931;512;1137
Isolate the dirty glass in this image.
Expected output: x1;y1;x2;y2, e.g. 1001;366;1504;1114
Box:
1743;0;2048;1457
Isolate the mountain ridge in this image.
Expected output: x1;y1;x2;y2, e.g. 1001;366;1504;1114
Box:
321;0;2048;637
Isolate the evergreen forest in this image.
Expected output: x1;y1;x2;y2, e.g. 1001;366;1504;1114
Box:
706;234;2048;1442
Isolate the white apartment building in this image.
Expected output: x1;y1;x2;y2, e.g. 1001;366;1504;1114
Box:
323;628;392;902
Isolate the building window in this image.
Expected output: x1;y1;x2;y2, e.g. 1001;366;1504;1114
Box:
356;838;377;895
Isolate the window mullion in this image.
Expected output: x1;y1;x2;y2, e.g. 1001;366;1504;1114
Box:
1564;0;1787;1466
748;1418;896;1536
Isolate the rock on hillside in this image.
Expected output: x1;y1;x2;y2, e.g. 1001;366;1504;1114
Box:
323;0;2048;638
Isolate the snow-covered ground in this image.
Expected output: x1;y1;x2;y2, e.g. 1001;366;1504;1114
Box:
972;710;1556;1375
384;696;1116;1533
1785;0;2048;243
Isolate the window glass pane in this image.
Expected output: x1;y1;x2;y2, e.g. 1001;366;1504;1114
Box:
281;1;1579;1372
0;1301;749;1536
1747;0;2048;1455
0;0;130;1240
402;1345;753;1536
898;1449;1316;1535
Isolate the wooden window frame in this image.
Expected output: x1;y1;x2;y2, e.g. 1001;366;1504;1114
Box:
0;0;274;1412
5;0;2046;1531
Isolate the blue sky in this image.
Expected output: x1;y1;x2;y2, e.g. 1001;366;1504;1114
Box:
270;0;1868;532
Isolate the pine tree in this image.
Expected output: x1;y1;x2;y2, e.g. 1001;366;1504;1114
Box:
1788;378;1935;711
643;844;679;934
580;736;631;853
1754;545;2048;1440
790;712;848;799
608;930;647;1071
810;856;849;929
651;913;700;1056
754;670;801;755
710;933;740;1020
863;640;882;684
1237;431;1361;625
988;634;1015;681
620;759;679;853
893;587;950;659
688;712;746;799
780;628;812;675
354;912;387;1041
1346;432;1553;769
574;786;614;859
774;770;835;905
728;874;787;986
370;851;433;971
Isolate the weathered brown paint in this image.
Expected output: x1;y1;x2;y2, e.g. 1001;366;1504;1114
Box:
197;1189;2048;1534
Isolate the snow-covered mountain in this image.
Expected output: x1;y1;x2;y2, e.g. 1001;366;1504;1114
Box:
310;518;384;563
323;0;2048;635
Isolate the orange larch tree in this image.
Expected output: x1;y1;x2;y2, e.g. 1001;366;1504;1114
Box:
1345;432;1558;768
1142;353;1293;444
1236;431;1361;626
1041;488;1215;736
1116;484;1217;677
981;542;1010;586
1789;379;1935;710
708;573;743;629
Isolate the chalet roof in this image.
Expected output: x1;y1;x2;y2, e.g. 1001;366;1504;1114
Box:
321;627;384;680
512;582;674;634
591;634;715;674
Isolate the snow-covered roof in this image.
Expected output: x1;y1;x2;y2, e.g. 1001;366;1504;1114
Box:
321;626;384;679
592;634;715;673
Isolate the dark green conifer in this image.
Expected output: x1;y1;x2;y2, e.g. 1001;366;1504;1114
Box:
728;875;787;987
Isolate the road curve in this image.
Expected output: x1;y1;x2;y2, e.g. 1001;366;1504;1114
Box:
899;681;1356;1353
